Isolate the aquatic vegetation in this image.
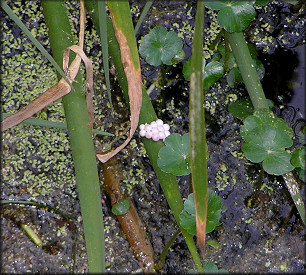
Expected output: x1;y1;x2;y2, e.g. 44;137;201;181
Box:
139;26;183;66
157;133;190;176
240;109;294;175
2;0;305;273
179;192;222;236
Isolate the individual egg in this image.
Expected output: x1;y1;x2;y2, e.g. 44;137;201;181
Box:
145;131;153;139
164;130;170;137
156;119;163;126
144;124;152;131
139;129;146;137
152;133;159;141
163;124;170;131
139;124;145;130
152;127;159;135
150;121;157;128
157;126;164;132
158;131;166;140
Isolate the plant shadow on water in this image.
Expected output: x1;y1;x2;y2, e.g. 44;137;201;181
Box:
1;0;305;273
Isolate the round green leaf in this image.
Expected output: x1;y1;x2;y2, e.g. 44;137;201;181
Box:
217;2;256;33
202;261;219;273
184;193;195;215
241;109;295;175
111;198;130;216
298;126;306;145
189;260;229;274
291;146;305;170
139;26;183;66
179;191;222;236
157;133;190;176
255;0;269;6
242;139;267;163
296;167;306;182
241;109;293;146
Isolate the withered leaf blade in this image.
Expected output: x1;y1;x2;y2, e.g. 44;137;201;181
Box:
96;11;142;163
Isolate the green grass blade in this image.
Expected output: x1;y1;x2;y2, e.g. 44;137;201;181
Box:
0;1;70;86
189;0;208;255
1;113;113;136
134;0;153;34
98;0;113;112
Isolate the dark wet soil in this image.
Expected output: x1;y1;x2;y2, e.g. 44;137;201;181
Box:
1;0;305;273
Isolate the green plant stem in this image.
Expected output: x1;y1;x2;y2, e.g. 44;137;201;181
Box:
85;0;128;92
98;0;113;112
1;113;113;136
189;0;208;256
134;0;153;34
154;229;181;271
226;31;269;110
282;172;306;225
41;1;105;273
84;1;203;272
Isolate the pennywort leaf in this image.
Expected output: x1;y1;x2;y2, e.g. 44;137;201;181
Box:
139;26;183;66
157;133;191;176
228;98;254;120
179;191;222;236
241;109;295;175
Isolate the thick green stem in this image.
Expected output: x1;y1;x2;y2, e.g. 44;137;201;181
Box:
41;1;105;273
85;0;203;272
226;31;269;110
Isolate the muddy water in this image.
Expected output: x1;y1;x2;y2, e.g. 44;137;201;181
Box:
1;0;305;273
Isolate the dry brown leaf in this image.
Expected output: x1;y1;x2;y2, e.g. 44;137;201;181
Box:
96;19;142;163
